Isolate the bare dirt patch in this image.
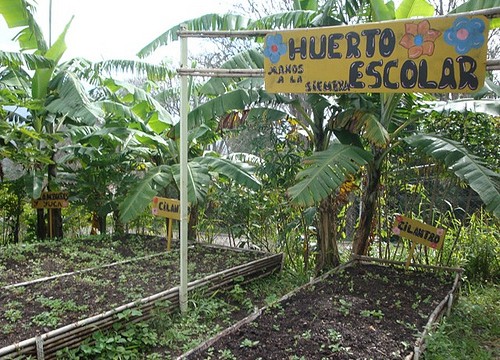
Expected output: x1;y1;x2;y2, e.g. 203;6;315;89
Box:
184;263;456;360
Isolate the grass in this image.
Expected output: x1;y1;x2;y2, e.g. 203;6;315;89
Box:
424;282;500;360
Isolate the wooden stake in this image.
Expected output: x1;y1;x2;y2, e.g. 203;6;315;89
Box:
405;241;417;270
167;218;173;251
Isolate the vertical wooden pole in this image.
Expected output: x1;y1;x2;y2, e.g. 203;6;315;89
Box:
179;24;189;313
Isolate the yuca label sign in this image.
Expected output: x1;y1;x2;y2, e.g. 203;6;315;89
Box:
263;15;488;93
392;214;446;250
32;192;69;209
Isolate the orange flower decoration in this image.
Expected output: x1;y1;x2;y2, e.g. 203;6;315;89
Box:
400;20;441;59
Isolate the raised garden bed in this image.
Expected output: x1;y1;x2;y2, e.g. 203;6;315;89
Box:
0;237;283;359
181;257;461;360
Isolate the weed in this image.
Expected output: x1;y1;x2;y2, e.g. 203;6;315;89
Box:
360;309;384;319
240;338;260;348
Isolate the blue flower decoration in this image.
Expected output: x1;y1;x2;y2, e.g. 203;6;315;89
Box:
444;17;485;55
264;34;287;64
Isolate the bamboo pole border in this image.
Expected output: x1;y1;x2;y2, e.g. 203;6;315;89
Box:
0;251;283;359
178;257;462;360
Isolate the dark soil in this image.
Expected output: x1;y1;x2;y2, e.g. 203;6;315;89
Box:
0;237;264;348
185;264;456;360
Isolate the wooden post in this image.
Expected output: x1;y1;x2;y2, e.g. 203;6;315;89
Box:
167;218;173;251
405;241;417;270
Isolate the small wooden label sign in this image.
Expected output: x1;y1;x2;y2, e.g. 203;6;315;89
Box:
151;197;180;220
32;192;69;209
392;214;446;250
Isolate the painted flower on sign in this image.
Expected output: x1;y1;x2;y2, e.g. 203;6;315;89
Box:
444;17;485;55
392;227;401;235
264;34;287;64
436;228;444;237
399;20;441;59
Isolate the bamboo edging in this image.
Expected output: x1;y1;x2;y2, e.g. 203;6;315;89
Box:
178;256;462;360
0;249;283;359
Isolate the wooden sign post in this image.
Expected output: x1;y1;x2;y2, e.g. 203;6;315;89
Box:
151;197;181;251
31;192;69;238
392;214;446;269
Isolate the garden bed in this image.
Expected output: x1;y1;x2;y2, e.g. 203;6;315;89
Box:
0;236;283;358
0;234;171;287
181;257;461;360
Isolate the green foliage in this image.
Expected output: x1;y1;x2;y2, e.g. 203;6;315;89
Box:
424;284;500;360
57;321;158;359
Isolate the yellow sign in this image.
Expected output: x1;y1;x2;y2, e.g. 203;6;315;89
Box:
392;214;446;250
31;192;69;209
151;197;181;220
263;15;488;93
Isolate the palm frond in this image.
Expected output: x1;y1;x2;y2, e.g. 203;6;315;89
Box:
0;50;53;70
137;14;251;58
94;60;174;81
248;10;318;29
405;134;500;217
288;143;373;206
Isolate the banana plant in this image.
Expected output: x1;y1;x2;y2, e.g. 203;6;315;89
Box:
136;0;500;269
0;0;106;239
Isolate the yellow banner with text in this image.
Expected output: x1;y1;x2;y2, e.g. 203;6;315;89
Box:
263;15;488;94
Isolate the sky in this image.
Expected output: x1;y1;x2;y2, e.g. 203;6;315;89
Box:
0;0;233;63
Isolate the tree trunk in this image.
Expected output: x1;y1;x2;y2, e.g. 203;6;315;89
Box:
315;194;341;273
113;209;124;234
353;159;382;256
36;209;46;240
188;205;198;241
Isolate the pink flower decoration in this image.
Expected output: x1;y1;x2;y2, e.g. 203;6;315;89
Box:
437;228;444;236
152;208;158;215
392;227;401;235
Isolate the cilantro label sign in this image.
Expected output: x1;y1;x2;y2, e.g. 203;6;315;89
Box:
152;197;181;220
263;15;488;94
392;214;446;250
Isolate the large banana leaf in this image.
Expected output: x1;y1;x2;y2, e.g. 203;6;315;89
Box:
0;0;46;51
195;156;261;190
200;49;265;96
395;0;434;19
187;88;261;128
137;14;251;58
172;162;211;205
425;99;500;117
45;71;103;126
333;109;389;147
405;134;500;217
32;17;73;99
119;165;173;223
288;143;373;206
450;0;500;28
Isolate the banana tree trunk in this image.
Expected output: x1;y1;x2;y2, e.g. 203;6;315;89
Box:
353;157;382;255
315;194;341;273
47;160;63;239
